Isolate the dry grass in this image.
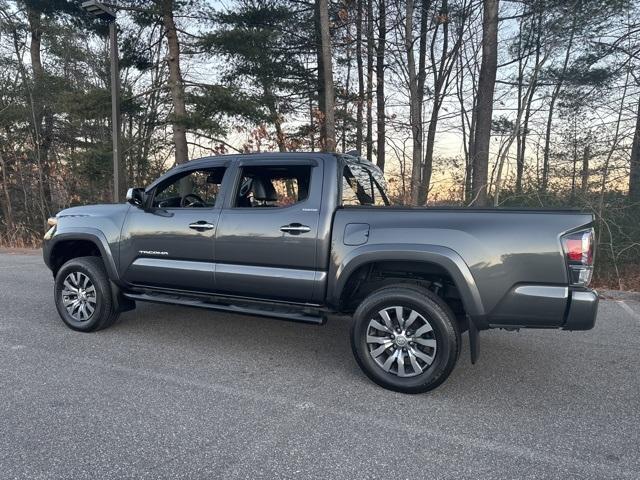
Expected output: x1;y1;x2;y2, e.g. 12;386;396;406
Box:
0;222;43;249
593;264;640;292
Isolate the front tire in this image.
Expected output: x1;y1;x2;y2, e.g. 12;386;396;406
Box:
350;285;460;394
54;256;119;332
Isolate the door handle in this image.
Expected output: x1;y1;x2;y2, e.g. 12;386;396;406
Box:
189;221;215;231
280;223;311;235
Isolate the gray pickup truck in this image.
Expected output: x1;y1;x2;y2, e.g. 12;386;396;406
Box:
43;152;598;393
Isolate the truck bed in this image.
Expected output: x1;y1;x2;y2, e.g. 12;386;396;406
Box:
329;206;594;329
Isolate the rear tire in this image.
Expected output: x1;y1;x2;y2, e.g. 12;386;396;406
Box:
350;284;460;394
54;256;119;332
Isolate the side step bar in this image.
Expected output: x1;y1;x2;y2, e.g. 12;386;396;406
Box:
123;291;327;325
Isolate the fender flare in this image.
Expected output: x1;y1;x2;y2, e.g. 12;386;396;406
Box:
329;243;485;363
45;228;120;283
330;244;484;315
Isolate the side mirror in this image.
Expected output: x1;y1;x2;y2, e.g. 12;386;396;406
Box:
126;187;146;207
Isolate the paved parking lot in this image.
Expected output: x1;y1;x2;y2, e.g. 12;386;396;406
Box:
1;252;639;479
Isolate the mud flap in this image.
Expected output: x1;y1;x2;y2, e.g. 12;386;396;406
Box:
468;315;480;364
111;281;136;313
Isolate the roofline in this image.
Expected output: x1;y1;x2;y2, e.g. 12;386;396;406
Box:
145;152;341;191
188;151;339;163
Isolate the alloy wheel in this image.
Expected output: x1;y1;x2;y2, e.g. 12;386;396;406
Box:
366;306;437;377
61;272;97;322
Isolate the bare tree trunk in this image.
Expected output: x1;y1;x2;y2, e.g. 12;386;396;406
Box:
315;0;326;145
26;8;44;83
515;27;524;194
493;46;546;206
517;84;535;191
309;88;315;151
466;87;477;203
541;20;575;192
461;27;480;204
515;13;542;194
161;0;189;165
317;0;336;151
597;67;630;281
272;108;286;153
493;136;510;206
465;115;475;201
343;24;352;154
274;117;286;152
0;150;14;232
420;0;464;204
471;0;498;206
25;6;52;215
419;6;444;206
581;144;590;194
365;0;374;160
629;98;640;202
456;50;473;202
375;0;386;171
356;0;364;153
570;131;578;201
264;87;286;152
407;0;430;205
406;0;422;205
14;11;48;223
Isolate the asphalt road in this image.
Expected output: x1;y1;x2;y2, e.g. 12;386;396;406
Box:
1;252;639;480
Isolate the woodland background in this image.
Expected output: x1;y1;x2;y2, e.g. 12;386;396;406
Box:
0;0;639;289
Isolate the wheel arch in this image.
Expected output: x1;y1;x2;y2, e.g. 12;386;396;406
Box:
46;229;120;282
329;244;485;321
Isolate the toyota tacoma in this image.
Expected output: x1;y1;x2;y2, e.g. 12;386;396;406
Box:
43;152;598;393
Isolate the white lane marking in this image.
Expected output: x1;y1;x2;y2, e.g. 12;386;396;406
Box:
618;301;640;322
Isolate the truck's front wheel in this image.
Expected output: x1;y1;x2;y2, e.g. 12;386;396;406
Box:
54;256;119;332
350;285;460;394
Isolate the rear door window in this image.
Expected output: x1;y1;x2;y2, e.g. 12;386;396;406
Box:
233;165;311;208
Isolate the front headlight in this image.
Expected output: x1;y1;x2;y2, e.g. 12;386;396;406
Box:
44;217;57;240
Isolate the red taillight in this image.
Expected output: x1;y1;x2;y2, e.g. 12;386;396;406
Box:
561;229;595;286
565;238;583;262
585;233;594;265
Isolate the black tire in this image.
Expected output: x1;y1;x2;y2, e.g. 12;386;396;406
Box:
350;284;460;394
54;256;119;332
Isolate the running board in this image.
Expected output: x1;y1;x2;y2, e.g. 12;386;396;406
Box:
123;291;327;325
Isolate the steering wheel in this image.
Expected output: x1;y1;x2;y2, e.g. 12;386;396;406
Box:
181;193;205;208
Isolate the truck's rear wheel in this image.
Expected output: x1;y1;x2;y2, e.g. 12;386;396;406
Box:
54;256;119;332
350;285;460;394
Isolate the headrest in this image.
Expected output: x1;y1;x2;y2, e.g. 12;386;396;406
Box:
206;169;225;184
252;177;278;202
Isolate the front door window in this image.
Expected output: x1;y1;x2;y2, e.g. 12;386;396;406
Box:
153;167;226;209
